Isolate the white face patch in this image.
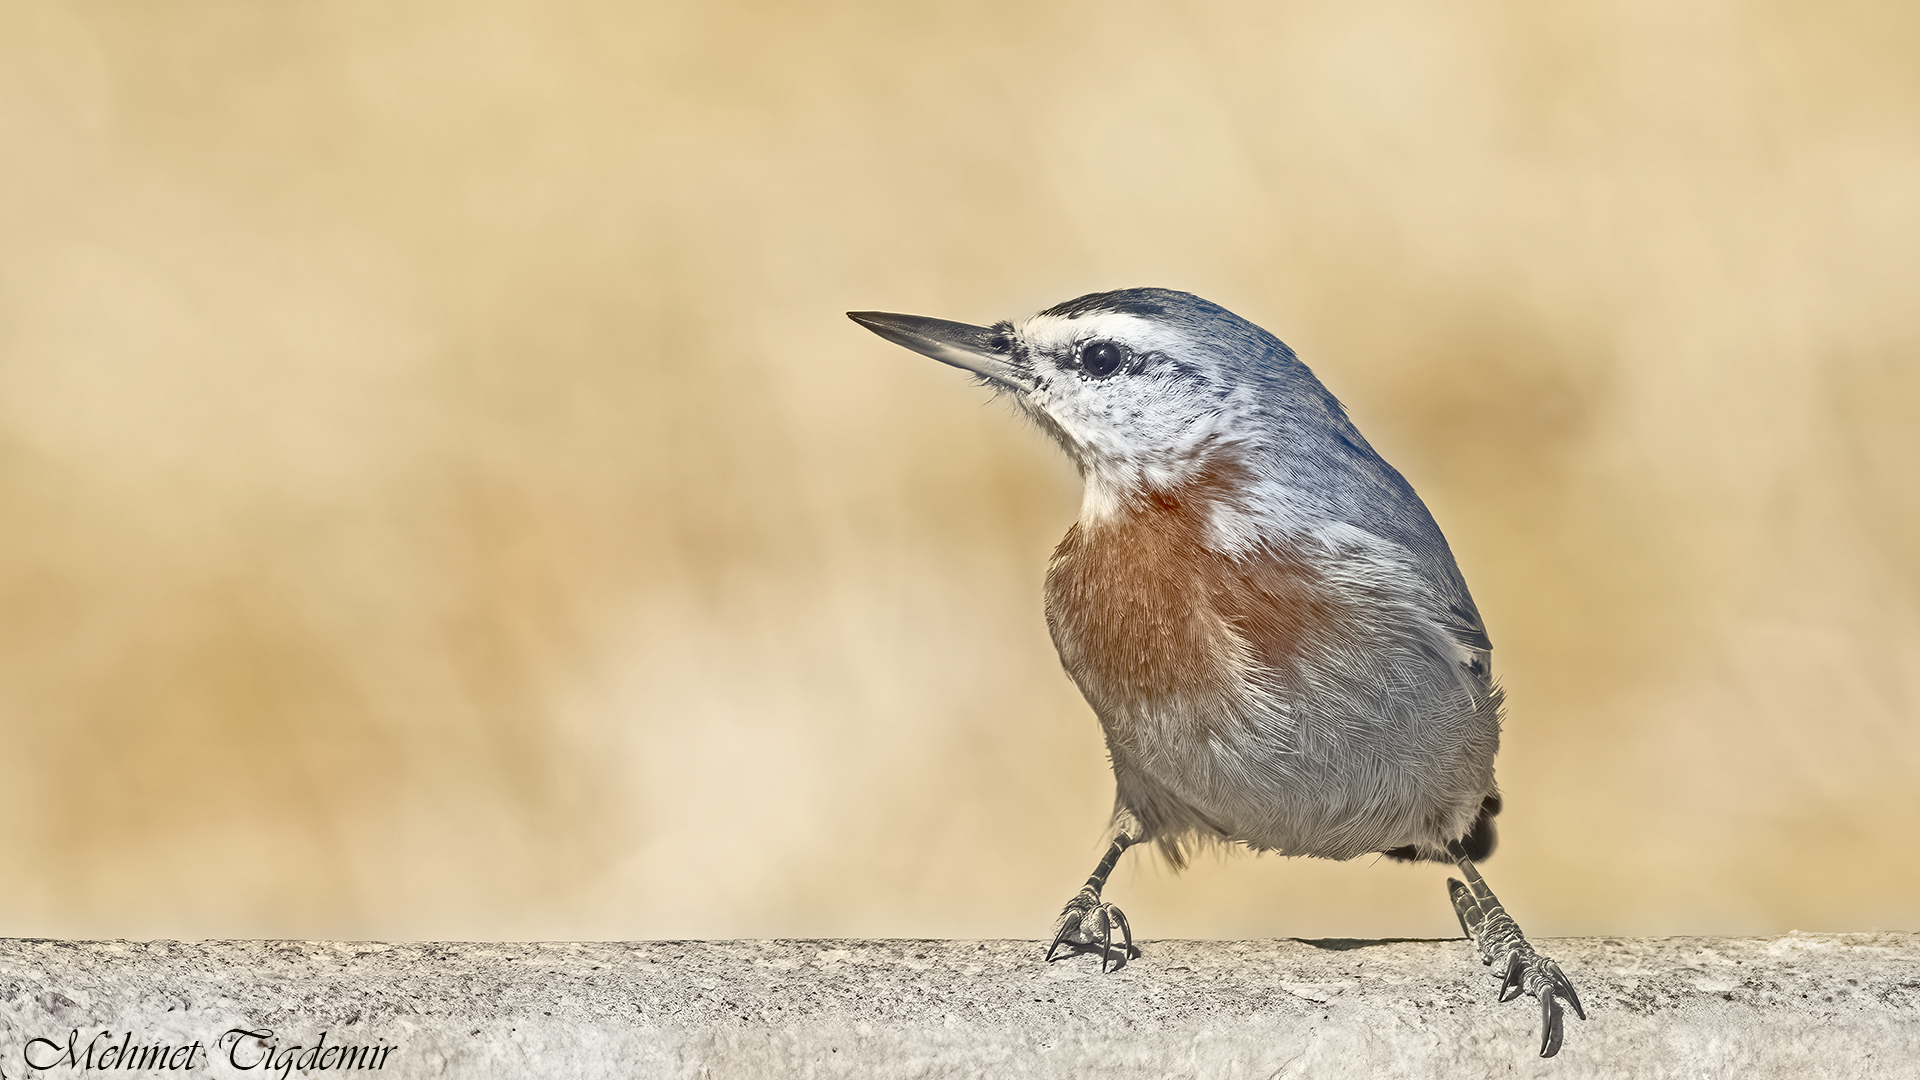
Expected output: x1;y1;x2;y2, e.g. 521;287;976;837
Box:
1010;311;1241;521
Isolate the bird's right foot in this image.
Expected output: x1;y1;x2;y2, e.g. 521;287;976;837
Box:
1447;871;1586;1057
1046;887;1137;972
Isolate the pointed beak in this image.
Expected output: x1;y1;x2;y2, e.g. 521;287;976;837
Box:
847;311;1032;391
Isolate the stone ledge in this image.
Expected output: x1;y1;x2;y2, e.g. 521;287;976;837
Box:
2;935;1916;1079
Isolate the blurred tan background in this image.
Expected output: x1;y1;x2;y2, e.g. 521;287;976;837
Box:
1;0;1915;943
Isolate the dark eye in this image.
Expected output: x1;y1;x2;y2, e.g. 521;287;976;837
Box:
1079;340;1128;379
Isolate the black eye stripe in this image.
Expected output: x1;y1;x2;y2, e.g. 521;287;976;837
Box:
1078;340;1128;379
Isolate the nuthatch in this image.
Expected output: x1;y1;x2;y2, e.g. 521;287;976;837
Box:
850;288;1585;1057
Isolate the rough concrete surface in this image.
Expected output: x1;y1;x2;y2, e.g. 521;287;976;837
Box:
1;935;1916;1079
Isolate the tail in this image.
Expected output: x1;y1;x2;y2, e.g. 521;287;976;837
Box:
1381;791;1501;864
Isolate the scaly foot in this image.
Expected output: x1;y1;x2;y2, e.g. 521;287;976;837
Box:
1046;886;1138;973
1448;867;1586;1057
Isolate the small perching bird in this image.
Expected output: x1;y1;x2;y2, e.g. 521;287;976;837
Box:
849;288;1584;1057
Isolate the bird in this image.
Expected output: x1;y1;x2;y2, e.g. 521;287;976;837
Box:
848;288;1584;1058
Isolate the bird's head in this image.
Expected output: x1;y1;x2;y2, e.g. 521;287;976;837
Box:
850;288;1339;521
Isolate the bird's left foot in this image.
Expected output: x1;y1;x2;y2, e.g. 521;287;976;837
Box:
1448;872;1586;1057
1045;886;1138;972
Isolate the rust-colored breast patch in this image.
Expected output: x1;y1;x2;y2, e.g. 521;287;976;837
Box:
1044;467;1336;731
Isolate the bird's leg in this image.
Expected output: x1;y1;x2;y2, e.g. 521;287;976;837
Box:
1046;833;1138;972
1446;843;1585;1058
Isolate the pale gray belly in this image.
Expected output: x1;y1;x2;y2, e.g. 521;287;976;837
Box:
1101;670;1500;860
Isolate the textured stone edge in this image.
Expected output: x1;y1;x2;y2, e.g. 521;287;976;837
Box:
2;935;1917;1080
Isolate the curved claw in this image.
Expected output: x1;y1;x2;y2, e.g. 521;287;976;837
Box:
1044;925;1072;964
1094;907;1115;973
1499;950;1527;1002
1047;889;1096;963
1102;905;1134;973
1547;960;1586;1021
1539;990;1564;1058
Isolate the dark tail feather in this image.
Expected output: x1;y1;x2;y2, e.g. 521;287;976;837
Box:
1381;792;1501;864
